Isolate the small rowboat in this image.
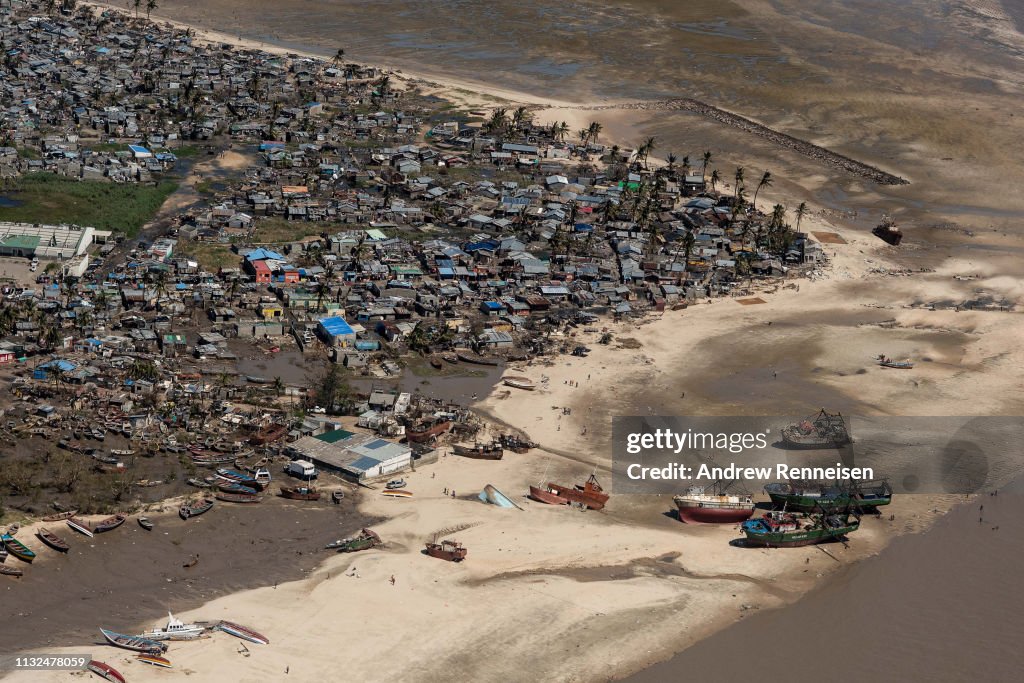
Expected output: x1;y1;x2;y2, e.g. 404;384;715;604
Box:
1;534;36;562
215;492;263;504
42;510;78;522
138;517;154;531
187;477;211;488
94;513;127;533
6;524;19;536
279;485;321;501
877;354;914;369
216;620;269;645
37;527;71;552
66;517;94;537
87;660;126;683
0;564;23;578
99;628;167;654
137;654;173;668
180;498;214;520
429;355;443;369
503;376;536;390
183;554;199;568
381;489;413;498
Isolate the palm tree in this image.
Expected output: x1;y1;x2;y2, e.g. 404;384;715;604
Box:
733;166;745;202
701;150;713;184
131;0;141;19
273;376;284;397
511;106;530;133
665;152;677;173
637;136;656;169
486;108;509;136
586;121;603;144
710;169;720;193
753;170;773;209
145;0;157;20
376;74;391;99
331;48;345;67
794;201;808;232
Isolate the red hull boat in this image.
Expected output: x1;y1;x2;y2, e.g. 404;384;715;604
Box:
87;660;126;683
547;475;609;510
528;485;569;505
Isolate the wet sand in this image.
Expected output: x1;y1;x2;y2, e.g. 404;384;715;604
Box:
626;481;1024;683
0;494;374;655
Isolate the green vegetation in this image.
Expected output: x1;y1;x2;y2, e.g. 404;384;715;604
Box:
176;242;236;271
251;218;324;244
194;180;214;195
16;147;39;159
170;145;200;158
1;173;177;236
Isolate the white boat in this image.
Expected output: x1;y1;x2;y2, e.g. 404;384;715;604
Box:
253;467;272;487
503;376;536;391
141;612;205;641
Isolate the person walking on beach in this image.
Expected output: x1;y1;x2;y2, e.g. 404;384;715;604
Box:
390;575;396;586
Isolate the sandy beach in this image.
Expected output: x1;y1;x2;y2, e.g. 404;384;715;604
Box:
4;3;1022;682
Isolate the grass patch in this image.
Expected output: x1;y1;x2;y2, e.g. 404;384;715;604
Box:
168;145;201;158
194;180;214;195
0;173;177;236
85;142;125;153
16;147;39;159
251;218;325;244
176;242;237;271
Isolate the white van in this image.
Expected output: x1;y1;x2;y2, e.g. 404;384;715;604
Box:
285;459;317;479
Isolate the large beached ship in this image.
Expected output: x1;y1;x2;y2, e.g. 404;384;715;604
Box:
673;482;755;523
740;511;860;547
764;480;892;512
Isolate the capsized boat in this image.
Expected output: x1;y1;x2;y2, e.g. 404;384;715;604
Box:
137;653;173;668
740;511;860;547
547;474;609;510
66;517;94;537
99;628;168;653
142;612;205;641
37;527;71;552
87;660;126;683
673;482;755;523
780;409;852;449
425;539;467;562
1;534;36;562
216;620;269;645
764;480;893;512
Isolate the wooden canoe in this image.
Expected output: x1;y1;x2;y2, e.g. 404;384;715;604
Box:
380;489;413;498
216;620;269;645
215;492;263;504
1;534;36;562
137;654;173;668
0;564;23;578
179;498;214;519
279;485;321;501
99;628;167;654
93;513;126;533
138;517;154;530
42;510;78;522
37;527;71;552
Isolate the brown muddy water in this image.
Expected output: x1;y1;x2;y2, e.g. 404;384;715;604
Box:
626;481;1024;683
0;495;376;655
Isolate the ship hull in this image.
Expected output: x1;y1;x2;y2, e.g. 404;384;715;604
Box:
741;524;859;547
529;486;569;505
675;501;755;524
767;492;892;512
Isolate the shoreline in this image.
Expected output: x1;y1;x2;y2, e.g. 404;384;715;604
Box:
4;5;1022;683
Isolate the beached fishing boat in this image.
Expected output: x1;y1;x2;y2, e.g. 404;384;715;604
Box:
6;524;19;536
547;474;609;510
406;420;453;443
93;513;126;533
764;480;893;512
179;498;214;520
429;355;443;369
442;352;458;364
215;468;263;490
500;433;538;453
425;539;467;562
37;527;71;552
142;612;205;641
99;628;167;654
334;528;383;553
780;409;852;449
279;485;321;501
216;621;269;645
66;517;94;537
1;534;36;562
877;354;914;369
0;564;23;578
87;660;126;683
42;510;78;522
528;484;569;505
740;511;860;547
215;491;263;504
253;467;272;488
872;216;903;245
674;483;756;524
0;544;6;561
138;517;154;531
187;477;211;488
452;442;504;460
456;351;499;366
137;654;173;668
380;489;413;498
217;480;258;494
502;376;536;390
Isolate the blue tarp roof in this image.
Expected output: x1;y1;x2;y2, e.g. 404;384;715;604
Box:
246;248;284;261
318;316;354;337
